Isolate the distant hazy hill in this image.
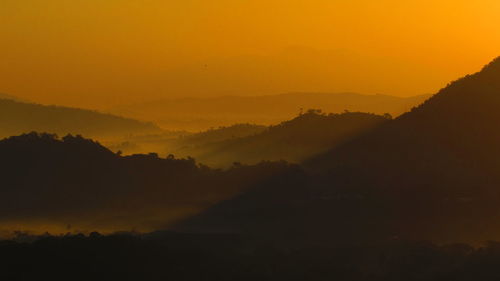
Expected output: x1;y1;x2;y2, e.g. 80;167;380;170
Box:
178;123;268;145
105;123;266;157
177;57;500;244
0;92;26;102
174;110;389;167
111;92;429;131
0;99;161;139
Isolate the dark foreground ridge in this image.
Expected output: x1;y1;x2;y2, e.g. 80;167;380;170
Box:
2;233;500;281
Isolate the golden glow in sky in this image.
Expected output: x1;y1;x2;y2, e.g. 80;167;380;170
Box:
1;0;499;108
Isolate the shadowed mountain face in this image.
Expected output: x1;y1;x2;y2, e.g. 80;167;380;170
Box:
174;110;390;167
177;57;500;245
0;99;161;139
305;56;500;241
110;92;429;131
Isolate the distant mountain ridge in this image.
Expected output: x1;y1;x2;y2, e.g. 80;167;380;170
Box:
111;92;430;131
0;99;161;139
0;92;27;102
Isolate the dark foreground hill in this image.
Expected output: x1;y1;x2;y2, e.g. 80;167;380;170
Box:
0;99;160;138
3;233;500;281
177;57;500;244
0;132;303;235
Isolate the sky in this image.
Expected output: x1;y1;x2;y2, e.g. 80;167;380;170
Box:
0;0;499;109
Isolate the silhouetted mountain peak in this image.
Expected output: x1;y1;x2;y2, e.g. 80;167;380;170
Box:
401;56;500;121
480;56;500;74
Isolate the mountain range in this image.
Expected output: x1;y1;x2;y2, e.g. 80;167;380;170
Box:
176;57;500;245
2;58;500;247
110;92;430;131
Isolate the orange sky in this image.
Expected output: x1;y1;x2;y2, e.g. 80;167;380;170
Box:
1;0;499;109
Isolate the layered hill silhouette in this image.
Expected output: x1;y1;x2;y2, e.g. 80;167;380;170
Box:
176;57;500;244
177;123;267;145
3;58;500;247
0;99;160;139
111;92;429;131
0;132;302;235
108;123;267;157
171;110;390;167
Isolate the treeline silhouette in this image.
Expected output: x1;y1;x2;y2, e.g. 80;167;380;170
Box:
0;98;160;139
2;233;500;281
